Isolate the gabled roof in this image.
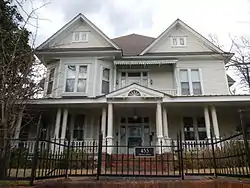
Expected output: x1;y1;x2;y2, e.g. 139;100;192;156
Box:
36;13;120;50
140;19;225;55
112;34;155;56
106;83;172;99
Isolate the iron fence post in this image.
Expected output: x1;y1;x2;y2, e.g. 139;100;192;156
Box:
97;132;103;180
210;131;217;178
65;134;71;178
239;110;250;169
30;113;42;186
179;131;184;180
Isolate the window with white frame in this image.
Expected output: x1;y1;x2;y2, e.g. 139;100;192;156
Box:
120;71;149;87
72;31;88;42
47;68;55;95
179;69;202;95
73;114;85;141
183;117;207;141
65;65;88;93
171;36;186;47
102;68;110;94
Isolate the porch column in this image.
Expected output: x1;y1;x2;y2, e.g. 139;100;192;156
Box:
107;103;113;154
204;106;211;139
156;102;164;147
70;114;75;140
113;65;117;91
162;107;170;147
54;108;62;139
60;108;68;140
14;110;23;139
101;106;107;138
211;106;220;139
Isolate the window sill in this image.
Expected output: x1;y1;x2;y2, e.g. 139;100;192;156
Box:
61;92;88;97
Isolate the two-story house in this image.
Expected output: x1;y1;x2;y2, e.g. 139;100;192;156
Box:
15;13;250;154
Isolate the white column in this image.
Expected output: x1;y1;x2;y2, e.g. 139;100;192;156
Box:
60;108;68;140
156;102;164;147
113;65;117;91
107;103;113;153
54;108;62;139
204;107;211;139
211;106;220;139
14;110;23;139
70;114;75;140
162;107;171;149
101;106;107;138
90;114;95;139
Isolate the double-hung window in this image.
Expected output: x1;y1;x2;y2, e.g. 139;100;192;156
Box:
102;68;110;94
171;36;187;46
47;68;55;95
179;69;202;95
120;71;149;87
65;65;88;93
72;31;88;42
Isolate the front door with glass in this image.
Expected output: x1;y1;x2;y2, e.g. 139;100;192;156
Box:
119;116;150;153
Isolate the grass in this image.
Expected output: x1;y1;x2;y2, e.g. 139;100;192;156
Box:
0;180;30;186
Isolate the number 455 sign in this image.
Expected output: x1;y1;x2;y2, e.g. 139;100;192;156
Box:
135;147;155;157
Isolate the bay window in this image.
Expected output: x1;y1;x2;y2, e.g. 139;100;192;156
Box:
65;65;88;93
102;68;110;94
179;69;202;95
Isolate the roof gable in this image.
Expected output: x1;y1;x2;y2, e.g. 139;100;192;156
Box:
140;19;224;55
37;13;120;50
106;83;169;99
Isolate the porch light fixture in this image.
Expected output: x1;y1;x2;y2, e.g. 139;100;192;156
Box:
150;79;153;85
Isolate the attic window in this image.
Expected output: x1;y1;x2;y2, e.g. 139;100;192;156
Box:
72;31;88;42
171;36;186;47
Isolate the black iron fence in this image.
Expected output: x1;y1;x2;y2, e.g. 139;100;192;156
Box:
1;130;250;185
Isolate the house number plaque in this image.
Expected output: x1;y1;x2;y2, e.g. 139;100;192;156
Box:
135;147;155;157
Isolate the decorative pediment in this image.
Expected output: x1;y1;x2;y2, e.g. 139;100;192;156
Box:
106;84;165;99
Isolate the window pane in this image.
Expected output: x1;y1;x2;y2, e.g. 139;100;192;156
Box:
180;70;188;82
77;79;86;92
181;82;190;95
102;80;109;94
47;82;53;94
121;72;126;77
179;38;185;45
191;69;200;81
73;32;79;41
192;82;202;95
142;72;148;77
128;72;140;77
141;78;148;86
103;68;110;80
81;32;87;41
66;79;75;92
183;117;195;140
78;66;87;78
67;65;76;78
172;37;177;45
49;68;55;81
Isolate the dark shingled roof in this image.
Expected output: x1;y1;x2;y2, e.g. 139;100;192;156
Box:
112;34;155;56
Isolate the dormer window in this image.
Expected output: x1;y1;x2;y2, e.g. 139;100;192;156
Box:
171;36;186;47
72;31;88;42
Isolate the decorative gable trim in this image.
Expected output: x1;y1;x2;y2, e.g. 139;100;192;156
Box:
106;83;168;99
36;13;120;50
140;19;225;55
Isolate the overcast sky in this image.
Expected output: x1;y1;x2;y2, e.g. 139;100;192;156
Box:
24;0;250;51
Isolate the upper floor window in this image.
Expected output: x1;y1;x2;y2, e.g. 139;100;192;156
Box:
102;68;110;94
72;31;88;42
121;71;148;87
179;69;202;95
47;68;55;95
65;65;88;93
171;36;186;47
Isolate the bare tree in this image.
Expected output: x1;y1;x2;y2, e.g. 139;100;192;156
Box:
0;0;48;178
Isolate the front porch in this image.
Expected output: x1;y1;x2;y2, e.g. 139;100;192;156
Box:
15;101;241;154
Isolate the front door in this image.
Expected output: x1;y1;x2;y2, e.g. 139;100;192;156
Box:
119;116;150;154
